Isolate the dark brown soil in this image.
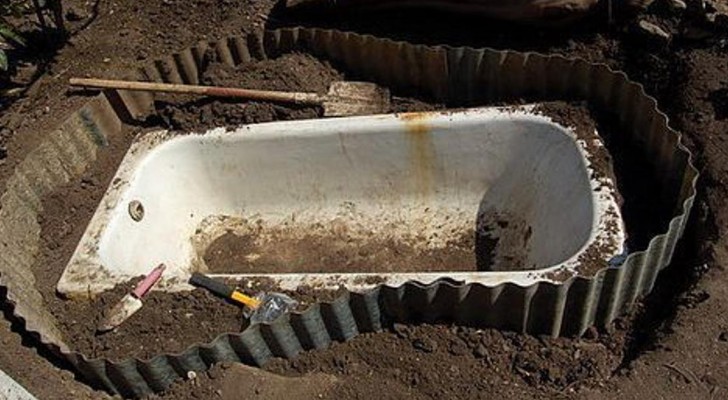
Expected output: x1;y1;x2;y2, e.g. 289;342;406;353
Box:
60;284;244;360
476;209;534;271
262;321;629;399
1;1;728;400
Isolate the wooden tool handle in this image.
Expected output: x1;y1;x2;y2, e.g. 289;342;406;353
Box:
69;78;323;105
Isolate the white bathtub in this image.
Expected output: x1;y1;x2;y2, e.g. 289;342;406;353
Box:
57;105;625;296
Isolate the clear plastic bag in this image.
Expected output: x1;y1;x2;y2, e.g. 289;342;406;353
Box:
244;292;299;325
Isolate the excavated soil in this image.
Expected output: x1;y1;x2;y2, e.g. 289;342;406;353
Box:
60;284;244;360
1;1;728;399
156;53;342;131
205;229;480;273
263;322;629;399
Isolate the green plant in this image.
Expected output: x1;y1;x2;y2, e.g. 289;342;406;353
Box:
1;0;65;73
0;0;28;71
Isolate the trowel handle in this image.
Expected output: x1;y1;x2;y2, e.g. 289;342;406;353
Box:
132;264;166;298
189;273;233;298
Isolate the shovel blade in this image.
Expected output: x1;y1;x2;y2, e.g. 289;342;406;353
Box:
323;81;391;117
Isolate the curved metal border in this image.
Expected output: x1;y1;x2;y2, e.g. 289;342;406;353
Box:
0;28;698;398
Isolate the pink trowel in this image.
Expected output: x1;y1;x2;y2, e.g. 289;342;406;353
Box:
97;264;166;333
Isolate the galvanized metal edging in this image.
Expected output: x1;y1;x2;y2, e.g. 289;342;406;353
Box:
0;28;698;398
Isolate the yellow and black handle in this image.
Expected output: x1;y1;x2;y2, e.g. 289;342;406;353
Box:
189;272;261;309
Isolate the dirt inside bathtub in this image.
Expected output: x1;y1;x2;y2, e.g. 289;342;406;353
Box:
203;210;535;274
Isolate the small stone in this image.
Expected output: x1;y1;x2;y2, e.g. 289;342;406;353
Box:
103;58;111;63
666;0;687;11
412;338;437;353
465;331;481;344
449;340;469;356
220;361;233;369
637;20;671;44
392;323;409;339
583;326;599;340
65;8;84;21
187;370;197;380
473;344;489;359
208;367;222;380
704;0;728;28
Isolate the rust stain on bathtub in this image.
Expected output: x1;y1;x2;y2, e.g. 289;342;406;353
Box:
400;112;437;198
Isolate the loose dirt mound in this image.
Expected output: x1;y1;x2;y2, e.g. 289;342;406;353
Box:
263;322;627;398
60;284;244;360
157;53;343;130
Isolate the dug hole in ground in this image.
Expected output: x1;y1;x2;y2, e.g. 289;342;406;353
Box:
0;0;727;399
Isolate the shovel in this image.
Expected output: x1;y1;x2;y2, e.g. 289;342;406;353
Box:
189;272;298;325
69;77;391;117
97;264;166;333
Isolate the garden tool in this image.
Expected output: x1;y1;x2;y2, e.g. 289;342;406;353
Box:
69;77;391;117
97;264;166;332
189;272;298;324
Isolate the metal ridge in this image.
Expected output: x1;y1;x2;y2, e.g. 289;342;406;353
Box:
0;28;698;398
